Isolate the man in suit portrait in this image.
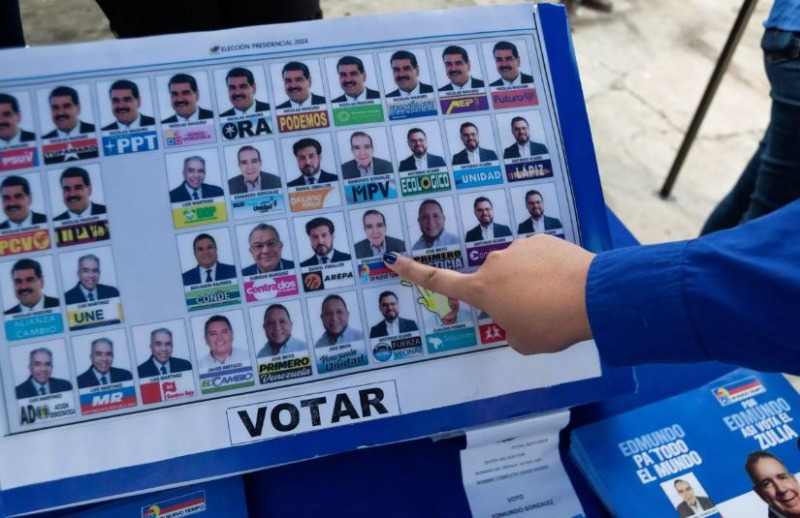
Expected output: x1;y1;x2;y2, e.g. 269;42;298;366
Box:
451;122;498;165
370;290;419;338
257;304;308;358
286;138;338;187
220;67;271;118
4;258;60;315
517;189;562;234
300;217;351;267
0;176;46;229
465;197;512;242
341;131;393;179
137;327;192;378
332;55;380;103
503;116;549;159
745;451;800;518
412;198;460;250
53;167;107;221
673;479;714;518
64;254;120;304
101;79;156;130
385;50;434;97
439;45;485;91
0;93;36;147
42;85;95;139
316;294;364;348
182;233;237;286
228;145;281;194
169;155;224;202
275;61;327;109
242;223;295;276
198;314;250;370
161;73;214;124
353;209;406;259
490;41;534;87
15;348;73;399
76;337;133;388
398;128;446;172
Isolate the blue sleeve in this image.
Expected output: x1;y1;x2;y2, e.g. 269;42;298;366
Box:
586;199;800;373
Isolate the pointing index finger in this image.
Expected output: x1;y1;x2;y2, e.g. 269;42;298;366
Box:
384;253;476;306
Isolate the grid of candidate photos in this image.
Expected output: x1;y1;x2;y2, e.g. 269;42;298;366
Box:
1;36;576;432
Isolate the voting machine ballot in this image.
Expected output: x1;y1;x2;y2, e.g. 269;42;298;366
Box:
0;4;632;514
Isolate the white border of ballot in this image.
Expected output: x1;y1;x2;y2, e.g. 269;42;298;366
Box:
0;4;617;513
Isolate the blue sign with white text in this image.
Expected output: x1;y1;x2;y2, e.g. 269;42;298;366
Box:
102;131;159;156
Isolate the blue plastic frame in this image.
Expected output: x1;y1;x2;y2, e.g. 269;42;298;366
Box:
1;5;633;516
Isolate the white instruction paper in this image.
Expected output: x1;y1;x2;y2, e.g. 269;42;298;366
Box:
461;410;584;518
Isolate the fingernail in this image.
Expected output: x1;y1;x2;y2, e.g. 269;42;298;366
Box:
383;252;399;265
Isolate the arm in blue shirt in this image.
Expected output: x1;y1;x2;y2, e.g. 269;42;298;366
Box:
587;199;800;373
383;200;800;372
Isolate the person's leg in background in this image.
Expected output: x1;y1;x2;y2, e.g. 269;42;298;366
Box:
221;0;322;28
95;0;322;38
701;140;764;233
702;29;800;234
1;0;25;48
559;0;613;17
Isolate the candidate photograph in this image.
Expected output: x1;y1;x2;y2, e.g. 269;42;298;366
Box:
0;175;47;229
314;293;364;348
241;222;295;275
255;303;308;358
160;73;214;123
516;188;563;234
100;79;156;130
410;198;460;251
137;327;192;377
330;55;380;103
464;195;512;243
168;154;224;202
502;115;549;159
196;313;251;370
352;208;406;259
420;293;471;329
745;451;800;518
398;126;446;172
76;336;133;388
299;216;351;266
4;258;60;315
227;144;281;194
286;137;338;186
275;61;326;109
63;252;120;304
0;92;37;147
437;45;484;91
219;67;271;117
52;166;106;221
181;232;237;286
670;478;714;518
15;347;73;399
369;289;419;338
449;121;498;165
340;130;393;179
41;85;95;139
383;50;434;97
488;41;534;87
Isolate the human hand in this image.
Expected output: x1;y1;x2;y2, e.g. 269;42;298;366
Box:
386;235;595;354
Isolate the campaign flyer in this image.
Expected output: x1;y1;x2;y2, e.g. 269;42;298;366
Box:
571;369;800;518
